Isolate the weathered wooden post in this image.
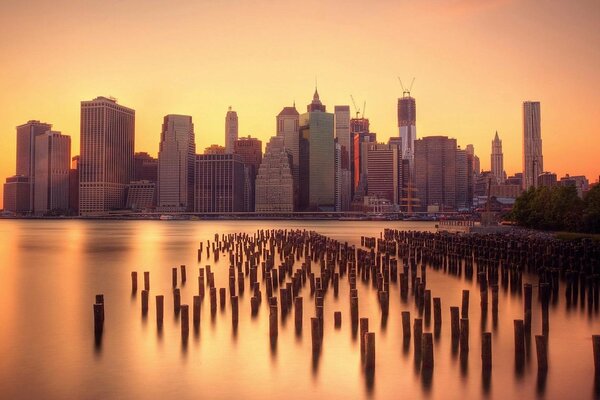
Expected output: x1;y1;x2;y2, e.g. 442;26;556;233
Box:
422;333;434;370
461;290;469;319
156;295;164;325
181;304;189;336
172;267;178;288
350;296;359;325
450;307;460;339
433;297;441;336
93;303;104;332
131;271;138;292
144;271;150;291
269;305;278;337
535;335;548;372
219;288;226;308
514;319;525;365
360;318;369;357
193;295;201;326
424;290;432;325
295;297;303;330
141;289;149;314
311;317;321;352
460;318;469;353
365;332;376;370
231;296;239;325
593;335;600;376
402;311;411;340
334;311;342;328
524;283;532;334
414;318;423;354
482;332;492;372
210;287;217;314
180;264;186;283
174;288;181;314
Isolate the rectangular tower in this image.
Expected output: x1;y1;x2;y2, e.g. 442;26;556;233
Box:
34;131;71;214
523;101;543;190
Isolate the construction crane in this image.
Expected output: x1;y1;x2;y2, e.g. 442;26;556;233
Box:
350;95;361;118
397;77;415;97
362;101;366;119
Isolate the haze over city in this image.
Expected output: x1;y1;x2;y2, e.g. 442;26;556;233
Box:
1;0;599;207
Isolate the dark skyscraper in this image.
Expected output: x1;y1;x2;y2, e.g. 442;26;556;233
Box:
397;94;416;165
414;136;457;211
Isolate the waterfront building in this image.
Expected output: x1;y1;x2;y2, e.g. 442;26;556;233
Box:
491;131;505;184
79;96;135;215
69;156;79;214
276;105;300;208
157;115;195;212
255;136;294;212
126;180;156;210
194;153;245;213
298;89;335;210
225;107;238;154
334;106;352;210
2;175;30;214
234;136;262;211
16;120;53;212
523;101;543;189
350;117;371;194
134;152;158;182
33;131;71;215
366;143;402;205
414;136;457;211
455;147;470;210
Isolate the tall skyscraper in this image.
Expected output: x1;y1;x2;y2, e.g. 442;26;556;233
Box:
16;120;53;212
334;105;352;210
491;131;505;184
366;143;402;205
414;136;457;211
234;136;262;211
157;114;195;212
398;94;417;166
298;89;335;211
79;96;135;215
523;101;543;190
349;117;372;195
276;105;300;208
194;153;245;213
34;131;71;214
255;136;294;212
455;147;469;210
225;107;238;154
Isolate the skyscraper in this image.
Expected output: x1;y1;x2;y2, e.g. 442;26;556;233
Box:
366;143;402;205
234;136;262;211
79;96;135;215
334;105;351;210
194;153;245;213
225;107;238;154
157;114;195;212
276;105;300;208
134;152;158;182
16;120;53;212
523;101;543;190
455;147;469;210
414;136;457;211
397;94;417;166
298;89;335;210
255;136;294;212
491;131;505;184
34;131;71;214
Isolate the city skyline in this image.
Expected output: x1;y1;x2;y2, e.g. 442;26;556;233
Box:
1;0;599;207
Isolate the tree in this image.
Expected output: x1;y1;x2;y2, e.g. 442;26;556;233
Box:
583;184;600;233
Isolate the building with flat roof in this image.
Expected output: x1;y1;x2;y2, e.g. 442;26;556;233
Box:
194;153;245;213
34;131;71;215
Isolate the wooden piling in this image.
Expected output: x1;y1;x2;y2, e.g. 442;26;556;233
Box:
514;319;525;364
450;306;460;338
414;318;423;353
295;297;303;329
93;303;104;332
144;271;150;291
193;295;201;326
334;311;342;328
174;288;181;314
131;271;138;292
482;332;492;372
365;332;376;370
180;304;189;335
311;317;321;352
422;332;434;370
360;318;369;356
461;290;469;319
524;283;532;333
180;264;186;283
433;297;441;335
141;289;149;313
156;295;164;324
402;311;411;339
269;305;278;337
593;335;600;376
535;335;548;372
172;267;177;287
460;318;469;353
231;296;239;324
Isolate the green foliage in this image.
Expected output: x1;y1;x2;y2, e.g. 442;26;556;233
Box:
510;185;594;232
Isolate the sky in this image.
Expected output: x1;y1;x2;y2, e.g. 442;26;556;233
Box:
0;0;599;206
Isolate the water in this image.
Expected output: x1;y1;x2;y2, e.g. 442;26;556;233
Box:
0;220;598;400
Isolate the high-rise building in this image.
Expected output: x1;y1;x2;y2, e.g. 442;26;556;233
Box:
134;152;158;182
350;117;372;195
33;131;71;214
334;105;351;211
255;136;294;212
523;101;543;190
79;96;135;215
276;105;300;207
194;153;245;213
366;143;402;205
2;176;30;214
69;156;79;214
398;94;417;166
234;136;262;211
225;107;238;154
16;120;53;212
455;147;470;210
157;115;195;212
465;144;479;207
414;136;457;211
491;131;505;184
298;89;335;210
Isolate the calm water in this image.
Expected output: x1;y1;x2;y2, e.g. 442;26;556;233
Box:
0;220;598;400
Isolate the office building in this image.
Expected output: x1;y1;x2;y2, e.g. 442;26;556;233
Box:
234;136;262;211
334;105;351;210
134;152;158;182
225;107;238;154
3;176;30;214
255;136;294;212
126;180;156;210
491;131;505;184
523;101;543;189
366;143;402;205
194;153;245;213
398;94;417;166
33;131;71;214
69;156;79;214
276;105;300;207
414;136;457;211
79;96;135;215
157;114;195;212
538;172;557;187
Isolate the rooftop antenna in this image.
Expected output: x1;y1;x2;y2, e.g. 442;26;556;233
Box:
397;77;415;97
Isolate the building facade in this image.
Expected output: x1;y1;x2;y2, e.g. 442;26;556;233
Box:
79;97;135;215
194;154;245;213
276;105;300;208
491;131;505;184
234;136;262;211
398;95;417;167
523;101;543;190
2;176;30;214
366;143;402;205
255;136;294;212
126;180;156;210
33;131;71;214
414;136;457;211
334;105;351;210
157;114;195;212
225;107;238;154
134;152;158;182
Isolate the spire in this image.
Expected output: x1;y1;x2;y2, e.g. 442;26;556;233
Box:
494;130;499;141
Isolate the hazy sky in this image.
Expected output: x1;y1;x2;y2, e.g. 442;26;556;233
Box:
1;0;599;206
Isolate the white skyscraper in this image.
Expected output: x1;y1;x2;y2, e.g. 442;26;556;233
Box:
158;114;195;211
523;101;543;189
491;131;505;184
225;107;238;154
79;96;135;215
33;131;71;214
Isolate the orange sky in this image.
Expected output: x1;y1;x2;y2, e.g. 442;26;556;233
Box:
1;0;599;207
